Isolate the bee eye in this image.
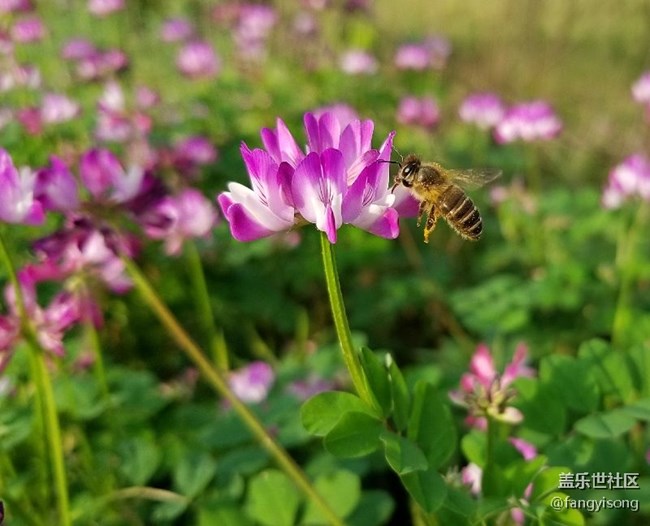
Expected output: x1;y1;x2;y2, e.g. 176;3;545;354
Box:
403;166;413;176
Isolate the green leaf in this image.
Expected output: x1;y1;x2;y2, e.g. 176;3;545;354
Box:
152;501;188;522
302;470;361;524
387;356;410;432
516;378;567;435
245;470;300;526
573;409;636;438
460;431;486;466
323;411;383;458
530;467;573;503
301;391;376;437
174;451;217;499
346;490;394;526
117;432;162;486
380;430;428;475
629;344;650;396
436;486;476;526
539;355;599;413
407;381;456;468
400;467;447;514
199;504;253;526
620;398;650;421
360;347;391;417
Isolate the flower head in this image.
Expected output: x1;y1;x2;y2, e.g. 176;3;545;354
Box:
394;36;451;71
88;0;124;16
397;96;440;129
493;101;562;143
450;343;535;426
339;49;378;75
11;16;45;43
161;18;194;42
228;361;275;403
0;149;44;224
632;72;650;106
218;112;405;243
459;92;505;130
143;188;218;255
176;41;220;79
602;153;650;209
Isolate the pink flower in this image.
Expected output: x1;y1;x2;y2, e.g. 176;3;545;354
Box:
397;96;440;129
88;0;124;16
632;72;650;105
234;4;277;60
228;361;275;403
602;153;650;209
35;157;80;212
61;38;96;60
143;188;218;255
80;148;144;203
494;101;562;143
450;343;535;426
459;92;505;130
161;18;194;43
40;93;80;125
0;149;44;224
11;16;44;43
0;0;32;14
339;49;378;75
218;112;404;243
176;41;220;79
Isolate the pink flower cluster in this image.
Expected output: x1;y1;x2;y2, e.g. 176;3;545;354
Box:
218;111;417;244
459;92;563;143
602;154;650;209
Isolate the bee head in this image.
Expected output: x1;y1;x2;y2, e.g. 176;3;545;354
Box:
395;154;421;189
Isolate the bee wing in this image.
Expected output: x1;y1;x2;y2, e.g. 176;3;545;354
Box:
446;168;502;190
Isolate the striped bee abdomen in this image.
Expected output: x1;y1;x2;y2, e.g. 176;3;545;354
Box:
439;185;483;240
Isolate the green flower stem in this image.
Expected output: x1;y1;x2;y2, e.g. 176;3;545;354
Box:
122;257;343;526
320;232;376;410
482;415;499;498
0;231;71;526
83;305;110;399
184;240;229;370
612;202;648;348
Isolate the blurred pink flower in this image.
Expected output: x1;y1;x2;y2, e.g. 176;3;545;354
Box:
88;0;124;16
35;156;80;212
459;92;505;130
160;17;194;42
631;71;650;105
228;361;275;403
0;149;44;224
143;188;218;255
397;96;440;129
339;49;378;75
602;153;650;209
11;16;45;42
0;0;32;13
450;343;535;426
80;148;144;203
176;41;220;79
41;93;81;125
287;374;335;400
234;4;277;60
61;38;96;60
494;101;562;143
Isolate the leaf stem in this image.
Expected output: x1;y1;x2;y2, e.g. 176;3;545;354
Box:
122;256;343;526
0;230;71;526
319;232;376;410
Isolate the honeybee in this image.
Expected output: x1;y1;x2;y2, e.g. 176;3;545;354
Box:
391;154;501;243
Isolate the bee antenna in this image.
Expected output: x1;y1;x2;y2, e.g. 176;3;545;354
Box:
391;146;404;163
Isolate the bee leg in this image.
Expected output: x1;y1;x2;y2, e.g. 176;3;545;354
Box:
423;204;438;244
416;201;428;227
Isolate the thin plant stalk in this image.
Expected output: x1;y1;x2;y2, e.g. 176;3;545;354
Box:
0;231;71;526
319;232;376;410
82;301;110;399
122;256;343;526
612;202;648;348
184;240;229;370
